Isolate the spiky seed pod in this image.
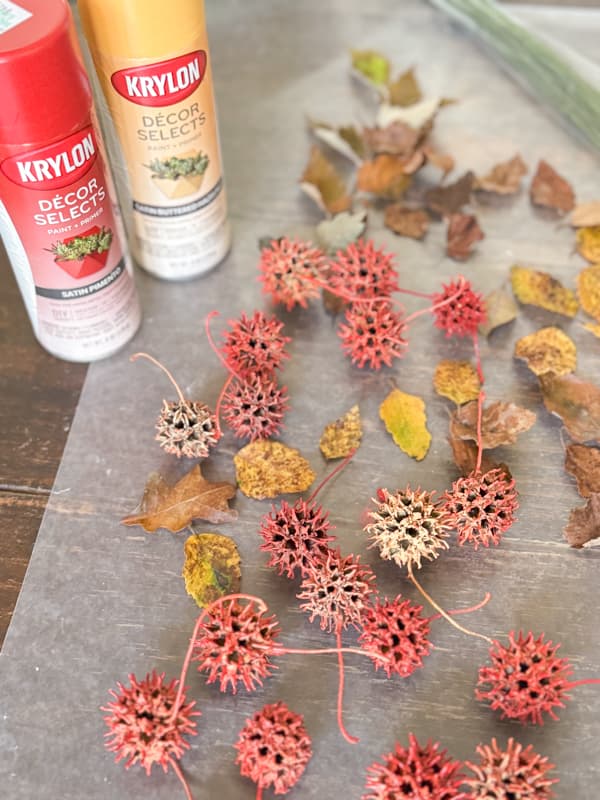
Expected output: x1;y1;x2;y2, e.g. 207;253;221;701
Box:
329;239;399;299
476;631;573;725
259;498;336;579
102;671;198;775
297;548;376;632
221;375;289;442
338;301;407;370
366;487;451;571
155;399;219;459
193;597;280;693
464;737;558;800
222;310;291;378
363;734;467;800
432;278;486;338
235;701;312;796
443;468;518;549
258;237;327;310
359;595;432;678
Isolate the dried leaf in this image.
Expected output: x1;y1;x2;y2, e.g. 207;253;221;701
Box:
479;287;518;336
388;67;422;107
530;159;575;213
425;171;474;217
357;154;412;199
316;211;367;254
514;327;576;377
565;444;600;498
234;440;316;499
474;154;527;195
539;373;600;443
448;421;511;478
422;145;454;176
182;532;241;608
434;360;481;405
446;213;484;260
571;201;600;228
564;493;600;548
319;405;363;459
377;97;442;130
351;49;390;87
578;264;600;322
379;387;431;461
363;121;420;158
384;204;429;239
300;146;352;215
122;465;238;533
309;120;365;165
451;400;536;449
576;226;600;264
510;265;578;318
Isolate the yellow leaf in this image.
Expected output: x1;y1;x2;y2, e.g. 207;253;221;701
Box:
234;440;316;499
576;227;600;263
379;387;431;461
510;265;578;318
319;405;363;459
433;360;481;405
351;49;390;86
300;145;352;216
182;532;241;608
578;264;600;322
514;326;576;376
584;322;600;338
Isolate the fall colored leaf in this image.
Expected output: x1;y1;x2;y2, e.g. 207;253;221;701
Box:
514;326;576;377
434;360;480;405
379;387;431;461
384;204;429;239
182;532;241;608
234;440;316;499
578;264;600;322
446;213;484;260
425;171;474;217
539;373;600;443
363;121;420;158
510;265;578;317
584;322;600;338
351;49;390;87
357;154;412;199
300;146;352;215
309;119;365;165
563;493;600;548
565;443;600;498
451;400;536;449
388;67;422;107
576;226;600;264
479;287;518;336
319;405;363;459
571;201;600;228
316;211;367;254
448;421;511;478
530;159;575;213
474;154;527;195
377;96;443;130
122;465;238;533
422;146;454;176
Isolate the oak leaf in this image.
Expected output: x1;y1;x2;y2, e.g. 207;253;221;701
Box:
182;532;241;608
425;171;474;217
563;493;600;548
514;327;576;377
388;67;422;107
578;264;600;322
122;465;238;533
384;204;429;239
300;146;352;215
234;440;315;499
319;405;362;459
451;400;536;449
357;154;412;199
530;159;575;213
446;213;484;260
474;154;527;195
565;444;600;498
576;226;600;264
539;373;600;443
434;360;480;405
510;265;578;317
379;387;431;461
571;201;600;228
479;287;518;336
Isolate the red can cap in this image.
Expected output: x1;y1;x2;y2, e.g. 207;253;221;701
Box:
0;0;91;147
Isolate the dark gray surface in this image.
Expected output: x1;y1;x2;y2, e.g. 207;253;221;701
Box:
1;2;600;798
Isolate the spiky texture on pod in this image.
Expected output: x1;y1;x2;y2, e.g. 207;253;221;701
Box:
221;375;289;442
338;300;407;369
235;701;312;796
476;631;573;725
102;671;198;775
329;239;399;299
464;737;558;799
155;399;219;458
366;487;450;571
432;278;486;338
222;310;290;378
258;237;327;310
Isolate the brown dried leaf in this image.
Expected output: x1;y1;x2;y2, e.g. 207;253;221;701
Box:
564;493;600;548
479;287;518;337
384;204;429;239
446;213;484;260
571;201;600;228
425;171;474;217
576;226;600;264
530;159;575;213
300;146;352;215
434;360;480;405
362;122;420;158
514;326;576;377
565;443;600;498
539;373;600;443
234;440;316;500
474;154;527;195
448;420;511;478
388;67;422;107
182;532;241;608
357;154;412;199
451;400;536;449
510;265;578;318
122;465;238;533
319;405;363;459
578;264;600;322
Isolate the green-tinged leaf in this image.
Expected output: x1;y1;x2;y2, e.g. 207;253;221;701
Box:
379;387;431;461
183;532;241;608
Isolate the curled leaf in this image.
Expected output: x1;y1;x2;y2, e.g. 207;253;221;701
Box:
309;120;365;165
474;154;527;195
539;373;600;443
571;201;600;228
388;67;422;107
234;440;316;499
578;264;600;322
300;146;352;215
451;400;536;449
514;327;576;377
576;226;600;264
319;405;362;460
564;493;600;548
510;265;578;317
565;443;600;498
446;213;484;260
363;122;420;158
530;159;575;213
425;171;474;217
379;387;431;461
434;360;480;405
357;154;412;199
384;204;429;239
351;49;390;88
316;211;367;254
182;532;241;608
479;287;518;336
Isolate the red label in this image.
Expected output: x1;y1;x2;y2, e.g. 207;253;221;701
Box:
0;127;98;191
111;51;207;107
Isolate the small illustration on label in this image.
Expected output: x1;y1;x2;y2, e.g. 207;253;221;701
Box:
145;150;209;198
47;224;113;279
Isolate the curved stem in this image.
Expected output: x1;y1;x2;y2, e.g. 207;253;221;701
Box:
429;591;491;623
204;311;244;381
130;352;185;404
475;389;486;474
566;678;600;689
408;570;493;644
214;374;234;438
170;759;194;800
308;449;356;504
335;623;359;744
